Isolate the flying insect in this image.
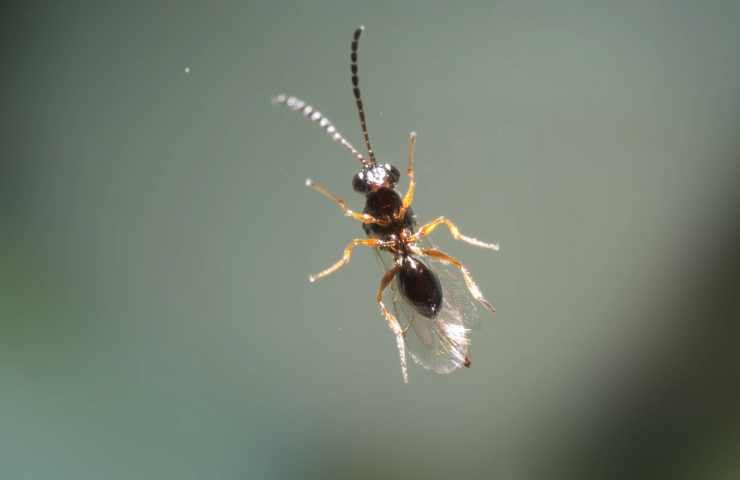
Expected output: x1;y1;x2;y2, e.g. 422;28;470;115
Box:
273;26;499;382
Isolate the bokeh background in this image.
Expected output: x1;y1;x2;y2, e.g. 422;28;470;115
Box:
3;1;740;478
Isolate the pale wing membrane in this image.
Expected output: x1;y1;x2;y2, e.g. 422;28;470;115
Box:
374;236;481;375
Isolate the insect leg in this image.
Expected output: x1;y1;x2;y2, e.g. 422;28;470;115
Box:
376;266;408;383
398;131;417;218
305;178;387;225
309;238;383;283
411;216;500;251
412;246;496;314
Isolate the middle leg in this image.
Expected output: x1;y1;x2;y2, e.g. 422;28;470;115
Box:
309;238;383;283
411;216;500;251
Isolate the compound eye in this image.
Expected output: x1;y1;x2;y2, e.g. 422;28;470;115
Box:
352;172;370;193
387;164;401;184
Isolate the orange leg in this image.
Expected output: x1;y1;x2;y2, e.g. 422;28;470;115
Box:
309;238;383;283
412;246;496;314
376;266;408;383
306;178;388;225
412;216;499;251
398;131;417;219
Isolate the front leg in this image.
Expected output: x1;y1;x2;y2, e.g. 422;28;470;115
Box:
398;131;417;219
306;178;388;225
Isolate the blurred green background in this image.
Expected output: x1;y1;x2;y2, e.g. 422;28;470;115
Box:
3;1;740;479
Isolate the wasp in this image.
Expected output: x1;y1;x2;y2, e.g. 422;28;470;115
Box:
273;26;499;382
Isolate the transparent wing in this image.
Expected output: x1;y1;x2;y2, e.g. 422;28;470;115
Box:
373;236;481;375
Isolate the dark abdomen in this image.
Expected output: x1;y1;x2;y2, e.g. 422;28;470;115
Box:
398;255;443;318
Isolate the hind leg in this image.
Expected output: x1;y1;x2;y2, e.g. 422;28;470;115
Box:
376;266;408;383
411;246;496;314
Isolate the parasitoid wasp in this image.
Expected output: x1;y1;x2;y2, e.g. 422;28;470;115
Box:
272;26;499;383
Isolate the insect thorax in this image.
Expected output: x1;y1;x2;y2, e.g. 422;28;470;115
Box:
362;188;416;239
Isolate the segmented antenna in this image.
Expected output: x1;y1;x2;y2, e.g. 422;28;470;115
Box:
272;94;369;166
351;26;377;166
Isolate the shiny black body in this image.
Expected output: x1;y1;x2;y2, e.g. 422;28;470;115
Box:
361;188;416;238
358;182;443;319
273;26;492;380
398;255;443;318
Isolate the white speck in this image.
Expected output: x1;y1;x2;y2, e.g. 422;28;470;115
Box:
305;178;313;187
308;275;316;283
184;66;191;74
